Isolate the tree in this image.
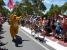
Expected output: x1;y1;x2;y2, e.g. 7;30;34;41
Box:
0;0;5;14
47;4;54;17
31;0;46;16
0;0;5;6
61;2;67;15
0;0;10;17
12;0;33;16
12;0;46;16
2;7;10;17
47;4;61;17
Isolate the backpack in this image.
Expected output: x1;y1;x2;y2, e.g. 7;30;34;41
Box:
14;35;22;47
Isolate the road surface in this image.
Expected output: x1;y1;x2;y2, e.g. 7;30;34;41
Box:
1;22;55;50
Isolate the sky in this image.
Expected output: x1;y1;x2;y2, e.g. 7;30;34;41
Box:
43;0;67;13
4;0;21;4
3;0;67;13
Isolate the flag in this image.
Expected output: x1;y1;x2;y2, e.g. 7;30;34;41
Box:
7;0;15;10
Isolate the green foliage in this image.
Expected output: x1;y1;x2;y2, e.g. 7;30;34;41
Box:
61;2;67;14
31;0;46;16
46;2;67;18
0;0;10;17
47;4;61;17
0;7;10;17
0;0;5;6
12;0;46;16
40;2;46;11
12;0;33;16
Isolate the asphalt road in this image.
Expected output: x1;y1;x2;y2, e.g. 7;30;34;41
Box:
0;22;55;50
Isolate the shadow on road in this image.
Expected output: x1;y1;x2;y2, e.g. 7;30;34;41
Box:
22;39;30;42
0;31;6;34
14;39;30;47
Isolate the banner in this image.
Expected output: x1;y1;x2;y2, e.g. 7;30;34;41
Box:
7;0;15;10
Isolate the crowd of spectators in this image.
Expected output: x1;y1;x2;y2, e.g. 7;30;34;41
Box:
17;15;67;43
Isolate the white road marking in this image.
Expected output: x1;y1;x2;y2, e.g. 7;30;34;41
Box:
20;28;50;50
